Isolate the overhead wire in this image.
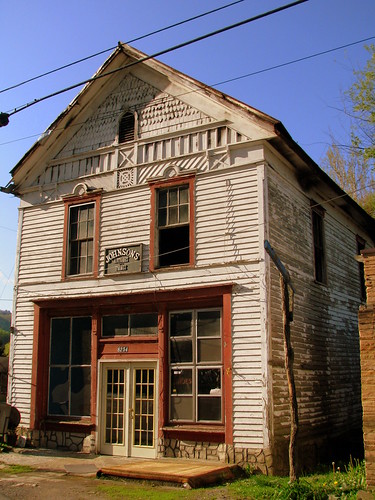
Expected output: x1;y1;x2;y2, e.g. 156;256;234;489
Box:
0;32;373;147
5;0;308;117
0;0;245;95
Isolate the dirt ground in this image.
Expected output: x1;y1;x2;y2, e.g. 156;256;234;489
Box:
0;469;208;500
0;470;116;499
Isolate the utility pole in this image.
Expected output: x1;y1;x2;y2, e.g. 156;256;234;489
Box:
264;240;299;482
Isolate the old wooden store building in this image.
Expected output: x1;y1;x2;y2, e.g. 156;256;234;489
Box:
3;44;375;474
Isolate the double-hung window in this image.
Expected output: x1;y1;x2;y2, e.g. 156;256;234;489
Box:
149;175;195;270
68;203;94;275
63;193;100;279
48;316;91;417
169;309;222;423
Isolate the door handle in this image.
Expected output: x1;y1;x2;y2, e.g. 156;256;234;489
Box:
129;408;134;419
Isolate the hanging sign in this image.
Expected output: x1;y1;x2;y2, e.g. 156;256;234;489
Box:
105;244;142;274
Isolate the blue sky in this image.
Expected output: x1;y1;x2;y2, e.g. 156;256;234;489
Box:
0;0;374;311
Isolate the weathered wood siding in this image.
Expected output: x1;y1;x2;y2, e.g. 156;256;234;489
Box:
266;148;366;469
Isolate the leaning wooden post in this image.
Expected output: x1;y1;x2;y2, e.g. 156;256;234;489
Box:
264;240;299;482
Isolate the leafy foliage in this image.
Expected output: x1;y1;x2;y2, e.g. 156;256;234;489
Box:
0;310;11;333
322;45;375;216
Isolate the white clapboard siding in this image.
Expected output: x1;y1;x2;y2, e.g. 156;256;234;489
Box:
18;203;64;283
196;165;260;266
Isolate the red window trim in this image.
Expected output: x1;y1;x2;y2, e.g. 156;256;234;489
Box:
149;174;195;272
30;284;233;444
61;192;101;280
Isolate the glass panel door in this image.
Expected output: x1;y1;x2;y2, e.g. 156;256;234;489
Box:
105;368;125;445
100;366;127;455
130;367;156;458
99;363;157;458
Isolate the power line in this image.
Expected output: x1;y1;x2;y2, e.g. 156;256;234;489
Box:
4;0;308;118
0;0;245;95
0;32;372;148
212;35;375;86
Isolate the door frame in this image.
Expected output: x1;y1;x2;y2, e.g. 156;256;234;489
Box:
96;359;158;457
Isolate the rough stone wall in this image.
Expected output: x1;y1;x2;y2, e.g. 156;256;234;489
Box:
359;250;375;489
159;438;274;474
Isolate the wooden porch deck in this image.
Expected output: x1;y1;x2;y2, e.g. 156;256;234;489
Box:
97;458;242;488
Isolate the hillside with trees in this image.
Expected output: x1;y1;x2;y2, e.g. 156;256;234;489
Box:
0;310;11;356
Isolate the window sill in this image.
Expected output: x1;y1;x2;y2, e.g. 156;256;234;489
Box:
62;274;97;282
162;424;224;443
43;418;95;432
152;263;195;273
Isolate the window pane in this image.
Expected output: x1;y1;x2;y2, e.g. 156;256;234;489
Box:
179;204;189;223
170;396;193;420
70;206;79;224
169;188;178;206
169;206;178;225
71;317;91;365
70;222;78;241
130;313;158;336
49;367;69;415
158;207;167;227
159;189;167;208
197;310;221;337
50;318;70;365
171;369;192;394
87;256;93;274
198;368;221;395
179;186;188;204
170;339;192;363
71;366;91;416
198;338;221;362
87;219;94;238
159;226;190;267
102;315;129;337
170;312;192;337
78;221;88;239
198;397;221;421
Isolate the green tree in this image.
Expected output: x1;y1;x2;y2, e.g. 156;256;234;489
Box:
322;45;375;216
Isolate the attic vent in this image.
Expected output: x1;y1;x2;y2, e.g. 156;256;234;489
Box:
119;112;135;144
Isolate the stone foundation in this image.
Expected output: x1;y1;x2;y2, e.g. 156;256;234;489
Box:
158;437;273;474
29;429;95;454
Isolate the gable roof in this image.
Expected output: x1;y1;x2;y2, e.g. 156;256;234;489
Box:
3;43;375;235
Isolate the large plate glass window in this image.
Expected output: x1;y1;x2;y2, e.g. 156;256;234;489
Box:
169;309;222;423
48;316;91;417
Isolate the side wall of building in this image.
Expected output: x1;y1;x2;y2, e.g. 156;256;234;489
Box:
266;147;367;473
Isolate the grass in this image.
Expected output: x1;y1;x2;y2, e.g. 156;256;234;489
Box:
96;459;370;499
0;464;35;474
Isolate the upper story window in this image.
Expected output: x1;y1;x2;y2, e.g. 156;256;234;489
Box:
68;203;94;275
119;112;135;144
311;202;327;284
149;175;195;271
62;192;101;279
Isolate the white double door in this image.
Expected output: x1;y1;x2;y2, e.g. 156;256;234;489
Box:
99;362;157;458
